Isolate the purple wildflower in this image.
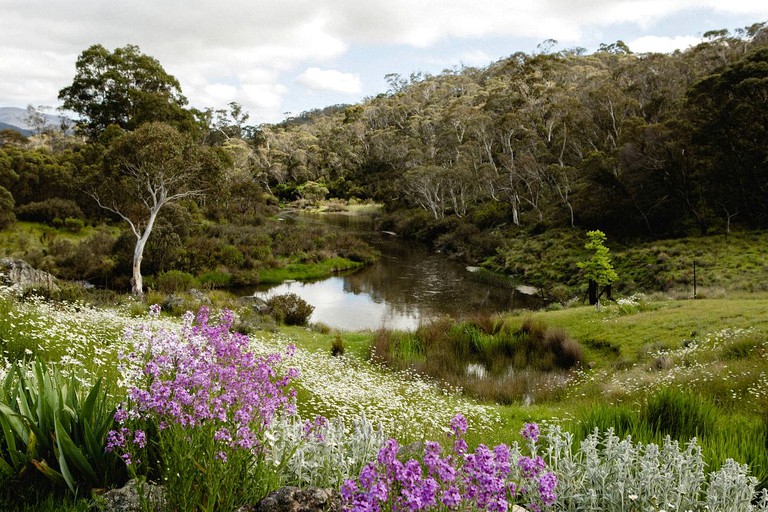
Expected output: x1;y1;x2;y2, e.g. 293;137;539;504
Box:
450;413;468;436
521;422;540;443
108;307;298;471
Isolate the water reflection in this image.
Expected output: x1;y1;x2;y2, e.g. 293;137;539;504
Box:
251;212;542;331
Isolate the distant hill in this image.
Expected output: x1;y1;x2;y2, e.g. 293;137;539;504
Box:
0;106;70;134
0;120;31;136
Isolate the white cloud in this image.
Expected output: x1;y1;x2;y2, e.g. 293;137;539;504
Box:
628;35;703;53
296;68;362;94
1;0;767;122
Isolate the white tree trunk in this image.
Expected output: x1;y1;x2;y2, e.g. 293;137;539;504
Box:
130;207;161;296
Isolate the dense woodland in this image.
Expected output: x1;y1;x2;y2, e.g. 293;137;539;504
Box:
0;22;767;295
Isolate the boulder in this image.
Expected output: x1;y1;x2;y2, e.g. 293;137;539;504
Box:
0;258;58;292
93;479;166;512
240;486;341;512
239;295;269;313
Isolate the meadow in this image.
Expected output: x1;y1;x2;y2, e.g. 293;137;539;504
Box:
1;285;767;511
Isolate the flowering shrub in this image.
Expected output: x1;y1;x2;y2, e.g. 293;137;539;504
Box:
107;306;298;512
341;414;557;512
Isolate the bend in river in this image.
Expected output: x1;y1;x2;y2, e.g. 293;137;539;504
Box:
251;212;543;331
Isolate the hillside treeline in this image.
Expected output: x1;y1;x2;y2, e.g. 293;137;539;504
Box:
253;23;768;252
0;24;766;292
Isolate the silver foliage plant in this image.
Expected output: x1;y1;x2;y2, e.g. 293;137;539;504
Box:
265;411;387;489
543;425;768;512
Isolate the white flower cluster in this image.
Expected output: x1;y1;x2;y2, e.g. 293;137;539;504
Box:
248;333;501;442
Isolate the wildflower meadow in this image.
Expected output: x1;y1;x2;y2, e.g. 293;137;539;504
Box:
1;289;768;511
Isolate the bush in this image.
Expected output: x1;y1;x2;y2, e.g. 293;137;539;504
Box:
546;425;768;512
155;270;198;293
15;198;83;225
63;217;84;233
331;335;346;356
0;185;15;229
266;293;315;326
198;270;233;289
108;307;298;511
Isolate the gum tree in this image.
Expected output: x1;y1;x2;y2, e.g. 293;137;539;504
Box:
58;44;196;138
95;122;214;295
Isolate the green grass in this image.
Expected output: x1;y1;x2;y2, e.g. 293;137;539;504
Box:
0;221;118;257
258;257;365;284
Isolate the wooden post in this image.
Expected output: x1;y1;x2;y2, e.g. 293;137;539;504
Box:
693;260;697;299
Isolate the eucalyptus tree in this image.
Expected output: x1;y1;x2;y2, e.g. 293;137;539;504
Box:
686;46;768;227
59;44;196;138
95;122;218;295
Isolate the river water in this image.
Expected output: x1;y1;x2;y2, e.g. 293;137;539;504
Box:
251;212;543;331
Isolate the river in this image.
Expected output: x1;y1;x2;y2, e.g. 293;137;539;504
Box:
251;212;543;331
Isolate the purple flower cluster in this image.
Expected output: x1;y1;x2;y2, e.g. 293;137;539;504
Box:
341;416;557;512
107;306;298;460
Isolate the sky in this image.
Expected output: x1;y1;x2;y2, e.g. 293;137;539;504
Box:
1;1;767;125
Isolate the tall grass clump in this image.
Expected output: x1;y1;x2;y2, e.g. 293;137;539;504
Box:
370;316;582;404
641;387;718;439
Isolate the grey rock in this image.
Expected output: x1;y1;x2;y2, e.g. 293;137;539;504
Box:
188;288;212;304
240;486;341;512
93;479;166;512
0;258;58;291
240;295;269;313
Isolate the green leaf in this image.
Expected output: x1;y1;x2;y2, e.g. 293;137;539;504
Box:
0;456;13;478
82;420;105;476
0;411;23;471
31;458;66;487
81;377;102;424
55;414;98;490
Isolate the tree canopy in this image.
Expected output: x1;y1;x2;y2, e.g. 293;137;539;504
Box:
58;44;196;138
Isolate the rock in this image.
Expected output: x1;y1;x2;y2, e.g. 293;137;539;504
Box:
93;479;166;512
162;294;186;311
240;295;269;313
241;486;341;512
188;288;212;304
0;258;59;292
515;284;538;296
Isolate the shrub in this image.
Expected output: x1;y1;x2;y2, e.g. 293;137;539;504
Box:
15;198;83;225
265;413;386;489
331;335;345;356
266;293;315;326
544;425;768;512
155;270;198;293
197;270;233;289
63;217;84;233
341;416;558;511
0;185;15;229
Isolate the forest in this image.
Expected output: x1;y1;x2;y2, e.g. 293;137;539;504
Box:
0;22;767;296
